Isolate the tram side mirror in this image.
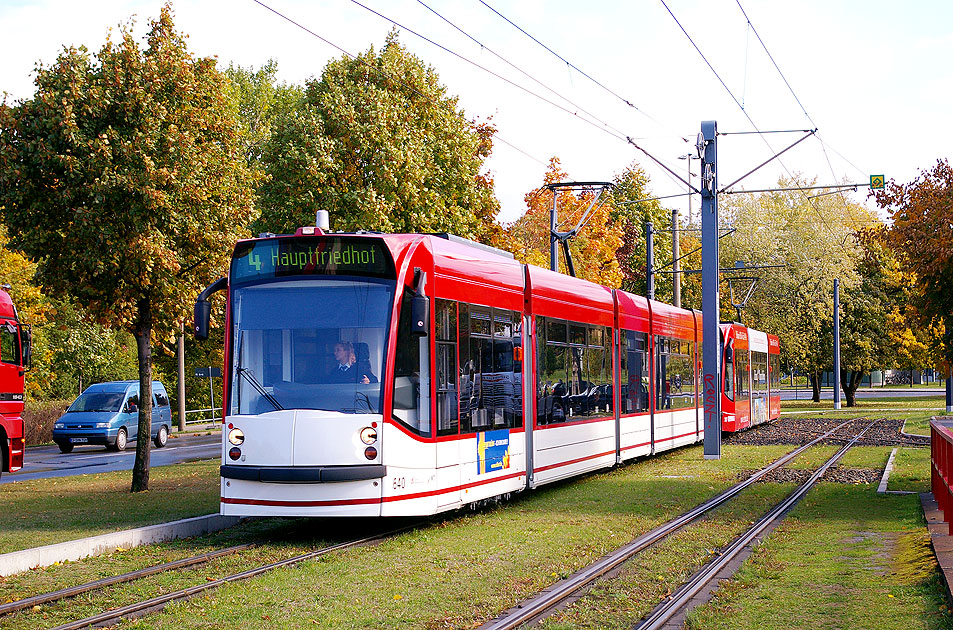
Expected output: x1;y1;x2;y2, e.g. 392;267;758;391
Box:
410;268;429;337
194;300;212;341
411;294;429;337
194;277;228;341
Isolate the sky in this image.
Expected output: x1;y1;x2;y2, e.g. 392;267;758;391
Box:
2;0;951;226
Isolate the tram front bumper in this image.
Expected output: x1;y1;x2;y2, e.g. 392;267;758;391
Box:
220;464;386;483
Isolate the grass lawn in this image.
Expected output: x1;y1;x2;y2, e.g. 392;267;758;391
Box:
2;444;800;629
687;485;949;630
0;423;943;630
0;460;221;554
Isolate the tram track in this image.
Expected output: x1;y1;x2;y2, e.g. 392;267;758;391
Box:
2;524;416;630
477;419;873;630
0;543;259;616
633;419;878;630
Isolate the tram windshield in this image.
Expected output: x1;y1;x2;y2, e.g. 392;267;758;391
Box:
229;278;395;415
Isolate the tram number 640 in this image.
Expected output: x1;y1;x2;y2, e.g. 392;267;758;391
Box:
392;477;406;490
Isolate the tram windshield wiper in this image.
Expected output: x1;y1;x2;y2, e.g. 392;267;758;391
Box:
237;367;284;411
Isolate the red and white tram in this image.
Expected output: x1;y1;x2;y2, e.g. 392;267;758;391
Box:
194;229;780;518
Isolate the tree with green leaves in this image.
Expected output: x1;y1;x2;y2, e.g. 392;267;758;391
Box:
831;249;892;406
719;178;872;401
257;32;499;240
0;5;254;490
225;60;304;171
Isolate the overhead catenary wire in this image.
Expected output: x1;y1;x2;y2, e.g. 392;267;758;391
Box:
477;0;654;120
345;0;631;144
474;0;715;191
733;0;867;213
250;0;553;179
414;0;630;141
349;0;699;200
659;0;861;248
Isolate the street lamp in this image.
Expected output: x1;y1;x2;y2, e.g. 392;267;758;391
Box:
675;154;700;308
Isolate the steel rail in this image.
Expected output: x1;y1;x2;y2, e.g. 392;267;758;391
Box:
48;526;414;630
634;420;878;630
0;543;257;616
478;419;855;630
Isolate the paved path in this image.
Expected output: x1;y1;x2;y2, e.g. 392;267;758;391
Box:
779;387;945;401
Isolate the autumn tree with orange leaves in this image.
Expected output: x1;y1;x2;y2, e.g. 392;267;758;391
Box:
874;159;953;366
503;159;622;287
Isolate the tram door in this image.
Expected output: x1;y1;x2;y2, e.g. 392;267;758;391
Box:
435;299;461;508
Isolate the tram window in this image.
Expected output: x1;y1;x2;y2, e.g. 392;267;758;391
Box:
436;299;458;437
622;330;648;413
736;350;750;398
723;341;735;401
459;303;472;430
537;316;613;424
229;280;392;416
769;353;781;391
656;335;695;410
494;311;512;338
392;288;431;437
546;319;567;344
460;305;522;433
470;308;491;336
570;324;587;346
537;335;567;425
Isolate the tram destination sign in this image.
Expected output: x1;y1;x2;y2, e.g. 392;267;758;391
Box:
231;236;394;283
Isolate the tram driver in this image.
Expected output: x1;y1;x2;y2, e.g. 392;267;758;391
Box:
325;341;378;385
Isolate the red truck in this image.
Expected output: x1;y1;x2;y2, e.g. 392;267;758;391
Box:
0;287;29;480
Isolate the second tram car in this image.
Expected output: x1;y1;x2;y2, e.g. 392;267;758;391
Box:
195;229;780;517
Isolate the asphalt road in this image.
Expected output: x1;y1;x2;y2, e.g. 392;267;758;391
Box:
1;430;222;484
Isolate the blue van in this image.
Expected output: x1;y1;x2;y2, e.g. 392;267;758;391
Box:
52;381;173;453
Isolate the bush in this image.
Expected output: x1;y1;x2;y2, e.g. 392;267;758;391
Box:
23;399;70;446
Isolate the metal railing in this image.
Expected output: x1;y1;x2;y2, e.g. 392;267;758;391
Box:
931;419;953;535
182;407;223;426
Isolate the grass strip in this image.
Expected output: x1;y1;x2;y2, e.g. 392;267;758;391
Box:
55;445;821;630
686;485;950;630
0;433;939;630
888;447;932;493
0;460;220;554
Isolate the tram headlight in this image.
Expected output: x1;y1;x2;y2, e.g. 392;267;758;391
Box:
359;426;377;445
227;428;245;446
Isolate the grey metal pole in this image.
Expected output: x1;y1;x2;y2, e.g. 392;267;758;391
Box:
700;121;721;459
177;325;186;432
646;222;655;301
208;371;216;423
833;279;841;410
946;367;953;413
550;191;558;272
673;207;680;308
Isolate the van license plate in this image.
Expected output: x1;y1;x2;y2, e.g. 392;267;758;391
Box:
70;438;88;444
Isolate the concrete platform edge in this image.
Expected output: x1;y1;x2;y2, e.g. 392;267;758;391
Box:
0;513;239;577
921;492;953;605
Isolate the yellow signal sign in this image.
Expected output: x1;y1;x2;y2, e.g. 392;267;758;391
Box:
870;175;885;190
